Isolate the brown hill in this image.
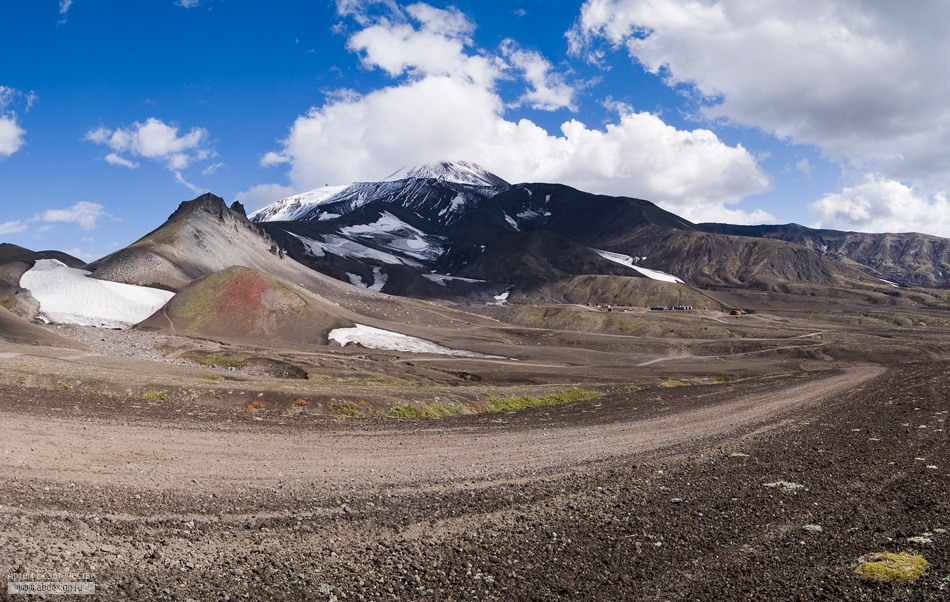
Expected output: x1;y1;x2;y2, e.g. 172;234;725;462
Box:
137;266;354;346
0;307;88;349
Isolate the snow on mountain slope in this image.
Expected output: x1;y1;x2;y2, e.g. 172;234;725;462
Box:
384;161;510;187
251;161;508;226
422;274;487;286
20;259;175;328
592;249;685;283
339;212;447;261
329;324;503;358
248;185;348;222
287;232;424;267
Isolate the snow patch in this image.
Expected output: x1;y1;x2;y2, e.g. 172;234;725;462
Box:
504;214;520;231
329;324;502;358
422;274;487;286
339;212;444;261
20;259;175;328
368;267;387;292
288;232;326;257
592;249;684;283
289;231;422;266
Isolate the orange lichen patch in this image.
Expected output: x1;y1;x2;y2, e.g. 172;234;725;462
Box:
246;401;265;411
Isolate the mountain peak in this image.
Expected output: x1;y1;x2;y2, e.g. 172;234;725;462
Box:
385;161;509;187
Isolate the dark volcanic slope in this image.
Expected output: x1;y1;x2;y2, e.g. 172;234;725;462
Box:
258;177;901;303
460;183;884;293
700;222;950;288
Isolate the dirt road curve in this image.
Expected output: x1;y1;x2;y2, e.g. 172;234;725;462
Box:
0;364;884;494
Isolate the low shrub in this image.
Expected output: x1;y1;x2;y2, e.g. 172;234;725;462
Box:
246;400;265;410
144;390;170;402
329;400;367;418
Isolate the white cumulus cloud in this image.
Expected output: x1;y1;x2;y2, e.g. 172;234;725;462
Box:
811;176;950;237
0;114;25;159
0;86;31;159
33;201;107;231
85;117;213;191
570;0;950;231
263;2;771;224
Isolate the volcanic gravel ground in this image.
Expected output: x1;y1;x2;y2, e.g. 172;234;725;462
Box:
0;361;948;600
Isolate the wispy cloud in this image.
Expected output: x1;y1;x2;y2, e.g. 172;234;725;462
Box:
85;117;215;191
58;0;74;24
32;201;107;230
0;220;28;235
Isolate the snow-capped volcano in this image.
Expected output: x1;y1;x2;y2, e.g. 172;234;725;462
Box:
384;161;509;187
249;161;509;224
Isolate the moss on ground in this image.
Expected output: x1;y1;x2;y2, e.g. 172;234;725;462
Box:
854;552;929;583
660;379;690;388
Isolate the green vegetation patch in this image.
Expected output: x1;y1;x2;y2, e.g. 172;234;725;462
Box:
144;390;170;402
660;379;690;388
484;388;601;412
309;373;411;387
854;552;929;583
328;401;367;418
388;401;466;418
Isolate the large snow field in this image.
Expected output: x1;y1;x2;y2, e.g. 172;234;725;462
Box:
329;324;503;358
592;249;684;284
19;259;175;328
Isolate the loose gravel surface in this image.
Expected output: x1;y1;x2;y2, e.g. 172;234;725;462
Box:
37;323;186;364
1;358;947;600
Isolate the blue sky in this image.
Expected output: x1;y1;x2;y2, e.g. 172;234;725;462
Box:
3;0;950;262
